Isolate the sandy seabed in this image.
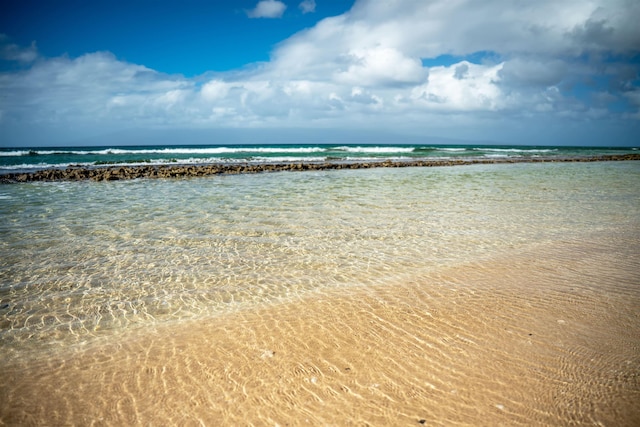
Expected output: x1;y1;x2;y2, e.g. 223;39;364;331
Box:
2;234;639;427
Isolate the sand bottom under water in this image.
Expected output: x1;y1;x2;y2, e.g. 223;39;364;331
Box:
2;234;639;426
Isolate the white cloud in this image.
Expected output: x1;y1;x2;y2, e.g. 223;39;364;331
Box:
350;87;382;106
299;0;316;14
200;80;230;101
247;0;287;19
333;47;427;87
1;0;639;146
1;51;192;127
409;61;504;112
1;35;39;63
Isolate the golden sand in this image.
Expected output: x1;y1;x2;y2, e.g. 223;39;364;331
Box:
2;237;639;426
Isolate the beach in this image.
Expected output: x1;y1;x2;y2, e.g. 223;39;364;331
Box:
1;160;639;425
4;0;640;422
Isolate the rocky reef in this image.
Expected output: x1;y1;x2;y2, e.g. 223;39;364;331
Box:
2;154;639;183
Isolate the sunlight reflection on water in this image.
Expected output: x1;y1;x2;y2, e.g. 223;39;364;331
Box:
1;161;638;351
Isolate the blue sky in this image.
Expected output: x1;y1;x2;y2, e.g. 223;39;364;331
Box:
1;0;639;147
1;0;352;76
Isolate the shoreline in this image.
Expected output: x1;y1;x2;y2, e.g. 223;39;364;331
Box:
2;153;639;183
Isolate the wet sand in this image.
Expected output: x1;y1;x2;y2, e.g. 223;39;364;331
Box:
2;234;639;426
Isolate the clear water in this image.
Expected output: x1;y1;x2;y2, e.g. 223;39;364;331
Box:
1;161;638;355
2;160;640;426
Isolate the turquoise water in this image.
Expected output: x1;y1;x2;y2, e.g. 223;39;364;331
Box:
1;143;637;173
1;161;639;360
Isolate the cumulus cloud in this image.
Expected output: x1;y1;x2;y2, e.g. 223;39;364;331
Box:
1;0;639;146
333;47;427;87
247;0;286;19
1;51;192;128
409;61;504;112
299;0;316;14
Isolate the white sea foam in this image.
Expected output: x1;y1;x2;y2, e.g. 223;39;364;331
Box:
250;156;328;162
0;162;96;173
4;147;328;156
0;156;333;173
474;148;557;153
0;150;33;157
342;156;415;162
334;146;415;153
115;147;326;155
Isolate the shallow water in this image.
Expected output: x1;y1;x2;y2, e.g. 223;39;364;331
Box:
1;161;639;425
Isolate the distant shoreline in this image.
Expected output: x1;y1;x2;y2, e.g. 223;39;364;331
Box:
2;154;639;183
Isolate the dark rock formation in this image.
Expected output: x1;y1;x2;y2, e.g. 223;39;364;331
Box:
1;154;639;184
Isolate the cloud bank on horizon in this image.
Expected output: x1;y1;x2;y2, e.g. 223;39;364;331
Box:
1;0;639;146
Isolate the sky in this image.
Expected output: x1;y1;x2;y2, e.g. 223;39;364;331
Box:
1;0;639;147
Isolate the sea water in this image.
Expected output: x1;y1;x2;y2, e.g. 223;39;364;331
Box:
2;160;640;425
0;143;637;173
1;161;638;360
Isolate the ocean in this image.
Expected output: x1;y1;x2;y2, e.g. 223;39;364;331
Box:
1;143;638;173
1;148;639;425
